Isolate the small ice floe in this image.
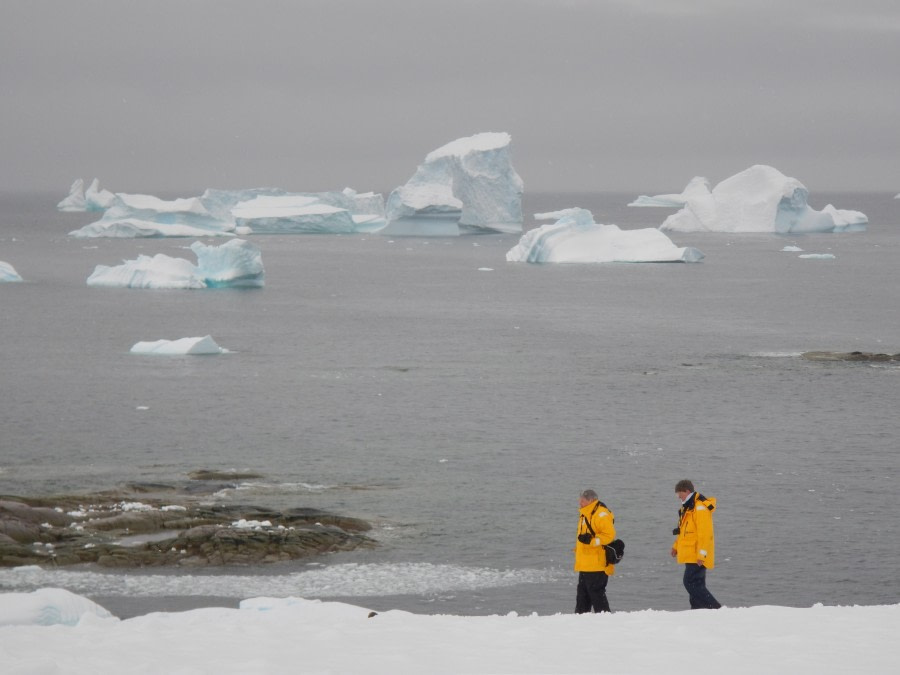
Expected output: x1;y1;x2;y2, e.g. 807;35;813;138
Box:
130;335;227;355
781;245;804;252
798;254;836;260
478;267;494;272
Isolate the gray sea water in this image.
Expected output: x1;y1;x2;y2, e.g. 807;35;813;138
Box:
1;190;898;618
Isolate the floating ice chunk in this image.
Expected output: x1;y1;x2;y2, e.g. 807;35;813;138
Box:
87;239;264;289
231;195;358;234
130;335;227;355
1;261;23;282
0;588;115;626
798;253;836;260
506;208;704;263
71;193;233;238
383;132;524;236
628;176;712;207
660;165;867;234
781;245;804;252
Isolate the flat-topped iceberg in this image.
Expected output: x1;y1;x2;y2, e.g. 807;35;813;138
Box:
382;132;524;236
130;335;227;355
87;239;264;289
1;261;23;282
65;182;385;237
231;189;385;234
659;165;867;234
506;208;704;263
628;176;712;207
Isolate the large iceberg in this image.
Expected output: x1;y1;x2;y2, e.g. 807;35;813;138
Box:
65;183;385;237
1;260;23;282
659;165;867;233
628;176;712;207
506;208;704;263
382;132;524;236
87;239;264;289
0;587;114;626
130;335;227;355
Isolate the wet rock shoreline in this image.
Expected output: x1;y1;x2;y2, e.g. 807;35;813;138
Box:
0;478;375;568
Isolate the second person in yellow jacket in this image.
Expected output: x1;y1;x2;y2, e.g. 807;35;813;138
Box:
574;489;616;613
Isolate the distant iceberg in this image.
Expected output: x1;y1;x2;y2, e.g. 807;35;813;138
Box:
506;208;704;263
64;182;384;237
0;588;114;626
231;189;386;234
628;177;712;207
659;165;867;234
87;239;264;289
58;178;116;212
1;261;23;282
130;335;227;355
382;132;524;237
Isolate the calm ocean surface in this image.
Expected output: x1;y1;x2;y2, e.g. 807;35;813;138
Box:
1;190;898;617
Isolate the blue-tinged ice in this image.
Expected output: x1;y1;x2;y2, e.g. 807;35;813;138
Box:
130;335;227;355
0;587;115;626
1;261;23;282
87;239;264;289
506;208;704;263
382;132;524;237
628;176;712;207
230;189;385;234
659;165;867;233
57;178;116;212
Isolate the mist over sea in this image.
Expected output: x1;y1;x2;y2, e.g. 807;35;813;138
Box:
1;190;898;617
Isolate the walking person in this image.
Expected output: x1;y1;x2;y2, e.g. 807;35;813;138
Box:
671;479;721;609
574;489;617;613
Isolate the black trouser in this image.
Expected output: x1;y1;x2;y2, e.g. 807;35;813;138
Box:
683;563;721;609
575;571;611;613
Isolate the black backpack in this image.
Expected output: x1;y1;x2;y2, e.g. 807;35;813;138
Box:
583;501;626;565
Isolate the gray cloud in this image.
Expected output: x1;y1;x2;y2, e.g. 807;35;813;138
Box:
2;0;898;195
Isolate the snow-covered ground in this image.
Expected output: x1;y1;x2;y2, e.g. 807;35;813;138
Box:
1;590;896;674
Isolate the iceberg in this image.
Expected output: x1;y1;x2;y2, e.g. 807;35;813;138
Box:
0;587;114;626
87;239;264;289
628;176;712;207
382;132;524;236
70;192;235;238
1;260;23;282
231;189;386;234
130;335;227;355
506;208;704;263
659;165;868;234
58;178;117;212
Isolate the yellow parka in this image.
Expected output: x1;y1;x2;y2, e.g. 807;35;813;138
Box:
574;500;616;575
673;493;716;568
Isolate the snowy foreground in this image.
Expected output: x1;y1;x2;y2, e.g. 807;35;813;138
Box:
1;590;897;674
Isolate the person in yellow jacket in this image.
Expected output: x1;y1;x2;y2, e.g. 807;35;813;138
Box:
670;479;721;609
574;489;616;613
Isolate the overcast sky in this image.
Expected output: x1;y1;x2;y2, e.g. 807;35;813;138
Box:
2;0;898;196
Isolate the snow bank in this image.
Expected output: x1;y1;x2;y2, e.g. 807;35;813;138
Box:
130;336;227;355
506;208;704;263
660;165;867;233
86;239;264;289
0;588;113;626
383;132;524;236
0;591;896;674
1;261;23;282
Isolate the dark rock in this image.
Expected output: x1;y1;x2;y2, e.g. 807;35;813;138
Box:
801;351;900;362
188;469;265;481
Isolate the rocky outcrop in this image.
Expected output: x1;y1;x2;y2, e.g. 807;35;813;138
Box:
0;484;375;568
801;351;900;362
